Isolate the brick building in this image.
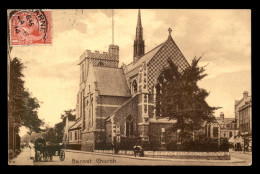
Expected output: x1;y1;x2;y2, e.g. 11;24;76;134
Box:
76;10;191;151
215;112;237;140
234;91;252;149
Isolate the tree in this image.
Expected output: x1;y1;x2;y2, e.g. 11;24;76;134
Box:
60;109;76;122
22;89;44;133
8;57;24;130
54;121;65;143
55;109;76;143
43;127;56;143
8;57;44;134
158;57;220;143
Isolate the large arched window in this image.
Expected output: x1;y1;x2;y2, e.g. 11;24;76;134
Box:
126;115;134;136
155;68;171;118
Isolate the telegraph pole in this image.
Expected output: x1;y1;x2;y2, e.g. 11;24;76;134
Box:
112;9;114;45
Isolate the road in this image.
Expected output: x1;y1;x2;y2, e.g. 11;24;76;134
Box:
32;150;250;166
9;147;250;166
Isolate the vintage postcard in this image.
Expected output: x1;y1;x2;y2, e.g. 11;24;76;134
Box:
7;9;251;166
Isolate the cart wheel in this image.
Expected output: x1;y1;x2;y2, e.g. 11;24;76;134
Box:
38;154;42;162
59;150;65;161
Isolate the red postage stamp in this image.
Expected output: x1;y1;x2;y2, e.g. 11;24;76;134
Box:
9;9;52;46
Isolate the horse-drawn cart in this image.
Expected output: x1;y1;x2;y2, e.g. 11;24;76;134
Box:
34;138;65;162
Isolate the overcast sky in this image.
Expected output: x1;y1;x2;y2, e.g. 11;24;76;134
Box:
10;9;251;137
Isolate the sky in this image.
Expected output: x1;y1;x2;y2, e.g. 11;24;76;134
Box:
9;9;251;137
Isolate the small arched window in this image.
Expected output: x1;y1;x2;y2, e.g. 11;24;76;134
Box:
132;80;137;93
98;61;104;66
91;97;94;126
75;131;78;140
86;100;90;127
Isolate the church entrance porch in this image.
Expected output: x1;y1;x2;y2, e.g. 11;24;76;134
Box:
149;118;177;151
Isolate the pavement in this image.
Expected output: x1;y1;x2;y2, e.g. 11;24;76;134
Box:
8;147;33;165
9;147;251;166
229;151;252;166
32;149;249;166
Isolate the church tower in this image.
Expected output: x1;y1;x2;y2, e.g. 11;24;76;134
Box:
133;9;145;63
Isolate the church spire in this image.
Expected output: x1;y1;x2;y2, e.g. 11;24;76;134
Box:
133;9;145;63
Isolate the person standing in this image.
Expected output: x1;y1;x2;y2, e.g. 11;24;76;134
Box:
28;140;35;161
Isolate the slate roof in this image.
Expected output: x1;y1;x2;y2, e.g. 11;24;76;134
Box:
69;118;82;130
215;117;235;124
125;43;164;72
125;35;190;74
93;66;131;97
107;95;138;119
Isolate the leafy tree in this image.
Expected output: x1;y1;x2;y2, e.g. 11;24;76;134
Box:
22;89;44;133
54;109;76;143
8;57;44;134
60;109;76;122
54;121;65;143
158;57;220;143
43;127;56;143
8;57;24;129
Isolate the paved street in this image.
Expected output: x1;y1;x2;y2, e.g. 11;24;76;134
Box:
32;150;249;166
9;147;33;165
9;147;251;166
230;151;252;166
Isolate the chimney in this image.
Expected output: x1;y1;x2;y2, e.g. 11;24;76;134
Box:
243;91;249;99
220;112;224;121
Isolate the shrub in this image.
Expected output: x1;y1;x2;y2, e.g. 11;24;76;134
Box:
164;138;230;152
219;139;229;152
166;141;177;151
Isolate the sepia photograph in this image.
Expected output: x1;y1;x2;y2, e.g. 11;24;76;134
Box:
7;9;251;166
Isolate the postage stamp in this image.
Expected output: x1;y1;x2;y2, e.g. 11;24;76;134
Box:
9;9;52;46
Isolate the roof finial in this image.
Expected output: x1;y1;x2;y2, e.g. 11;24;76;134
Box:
168;28;172;37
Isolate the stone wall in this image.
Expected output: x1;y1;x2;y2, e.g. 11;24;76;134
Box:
81;131;94;152
94;150;231;160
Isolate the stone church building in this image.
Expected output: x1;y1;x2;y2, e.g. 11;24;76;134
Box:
75;10;190;151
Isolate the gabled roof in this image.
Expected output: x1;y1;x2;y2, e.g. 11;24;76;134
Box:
215;117;235;124
93;66;131;97
125;43;164;72
69;118;81;130
107;95;138;119
125;35;190;74
235;95;251;107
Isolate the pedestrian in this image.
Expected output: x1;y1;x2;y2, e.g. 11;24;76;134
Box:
28;140;35;161
133;141;144;157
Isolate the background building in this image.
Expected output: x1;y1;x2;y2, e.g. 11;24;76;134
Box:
234;91;252;151
215;112;237;140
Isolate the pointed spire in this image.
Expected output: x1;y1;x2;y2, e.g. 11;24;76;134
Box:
136;9;143;41
134;9;145;62
137;9;142;27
